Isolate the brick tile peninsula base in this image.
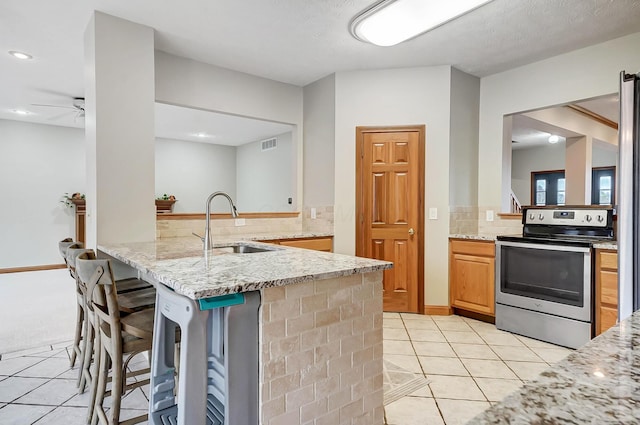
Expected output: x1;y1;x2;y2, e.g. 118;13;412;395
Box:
260;272;383;424
99;238;390;425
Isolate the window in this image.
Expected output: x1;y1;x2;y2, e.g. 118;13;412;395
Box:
592;167;615;205
531;171;566;206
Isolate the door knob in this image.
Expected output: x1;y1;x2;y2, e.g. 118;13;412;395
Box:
408;228;415;236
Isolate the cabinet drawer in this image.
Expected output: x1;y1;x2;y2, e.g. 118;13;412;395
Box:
450;239;495;257
600;270;618;306
599;251;618;270
279;237;333;252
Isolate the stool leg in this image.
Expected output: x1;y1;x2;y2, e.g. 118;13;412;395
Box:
92;344;108;425
78;315;93;393
109;351;124;425
70;300;84;367
86;325;100;423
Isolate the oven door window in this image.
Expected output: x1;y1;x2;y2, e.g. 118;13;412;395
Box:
500;245;585;307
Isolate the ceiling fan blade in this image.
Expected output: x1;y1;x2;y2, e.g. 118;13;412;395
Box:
33;87;84;99
48;110;75;121
31;103;75;109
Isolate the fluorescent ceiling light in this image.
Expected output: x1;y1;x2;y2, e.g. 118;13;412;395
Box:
193;132;212;138
11;109;31;115
350;0;494;46
548;135;560;144
8;50;33;60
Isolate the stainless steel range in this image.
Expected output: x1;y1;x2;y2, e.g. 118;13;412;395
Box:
495;206;614;349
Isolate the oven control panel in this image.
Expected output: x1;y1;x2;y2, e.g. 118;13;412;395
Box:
524;208;611;227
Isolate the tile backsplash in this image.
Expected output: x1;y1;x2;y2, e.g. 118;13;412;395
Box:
450;205;522;237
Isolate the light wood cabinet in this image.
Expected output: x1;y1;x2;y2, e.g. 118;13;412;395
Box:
595;249;618;335
264;237;333;252
449;239;495;317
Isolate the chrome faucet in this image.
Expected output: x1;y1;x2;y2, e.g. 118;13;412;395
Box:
198;191;238;251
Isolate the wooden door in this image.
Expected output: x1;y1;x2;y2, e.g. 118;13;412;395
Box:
356;126;424;313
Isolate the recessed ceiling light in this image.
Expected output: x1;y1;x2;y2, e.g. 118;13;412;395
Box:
8;50;33;60
193;132;212;138
11;109;32;115
548;135;560;144
593;370;605;378
350;0;494;47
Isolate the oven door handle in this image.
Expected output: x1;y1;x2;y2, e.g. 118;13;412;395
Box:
495;240;591;253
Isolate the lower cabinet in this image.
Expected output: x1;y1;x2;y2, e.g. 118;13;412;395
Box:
595;249;618;335
264;236;333;252
449;239;495;317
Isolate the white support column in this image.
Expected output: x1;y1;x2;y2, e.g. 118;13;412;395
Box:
84;12;156;248
565;136;592;205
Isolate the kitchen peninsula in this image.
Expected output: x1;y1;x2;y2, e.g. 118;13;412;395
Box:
99;237;391;424
467;309;640;424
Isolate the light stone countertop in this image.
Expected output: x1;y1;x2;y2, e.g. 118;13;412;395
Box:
98;237;391;300
449;234;497;241
467;309;640;424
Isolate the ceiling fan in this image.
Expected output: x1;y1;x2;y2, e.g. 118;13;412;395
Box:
31;97;85;121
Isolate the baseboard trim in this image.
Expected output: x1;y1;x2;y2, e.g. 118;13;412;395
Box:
0;264;66;274
452;308;496;324
424;305;453;316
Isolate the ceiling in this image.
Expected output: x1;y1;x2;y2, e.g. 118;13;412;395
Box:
155;103;293;146
1;0;640;130
511;94;619;150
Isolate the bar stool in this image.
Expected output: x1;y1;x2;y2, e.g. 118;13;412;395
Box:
59;239;157;397
58;240;88;369
71;253;156;423
76;254;155;425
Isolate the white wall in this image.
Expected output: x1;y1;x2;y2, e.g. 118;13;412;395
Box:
303;74;335;207
155;138;237;212
479;32;640;212
85;12;156;247
512;141;617;205
236;132;294;212
154;51;304;212
593;142;617;167
334;66;452;306
0;120;85;268
449;68;480;207
511;143;567;205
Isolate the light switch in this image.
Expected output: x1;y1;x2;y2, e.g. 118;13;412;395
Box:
311;207;317;219
429;207;438;220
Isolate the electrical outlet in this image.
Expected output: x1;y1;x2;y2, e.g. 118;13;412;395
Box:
429;207;438;220
311;207;317;219
235;218;246;227
486;210;494;222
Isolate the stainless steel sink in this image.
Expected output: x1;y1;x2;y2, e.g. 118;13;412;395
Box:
213;244;277;254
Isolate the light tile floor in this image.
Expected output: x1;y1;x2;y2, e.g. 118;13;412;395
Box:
0;313;572;425
0;343;150;425
382;312;573;425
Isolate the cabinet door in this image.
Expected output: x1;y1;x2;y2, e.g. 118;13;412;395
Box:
450;253;495;315
278;238;333;252
599;306;618;335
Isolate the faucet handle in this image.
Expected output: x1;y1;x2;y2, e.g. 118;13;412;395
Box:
192;232;205;243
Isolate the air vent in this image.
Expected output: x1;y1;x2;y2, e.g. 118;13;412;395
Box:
261;137;277;151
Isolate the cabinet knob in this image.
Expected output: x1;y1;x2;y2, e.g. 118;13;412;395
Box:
408;228;415;236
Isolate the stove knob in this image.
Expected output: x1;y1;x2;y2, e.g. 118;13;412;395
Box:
529;213;535;220
585;215;592;223
538;213;544;220
597;215;604;223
